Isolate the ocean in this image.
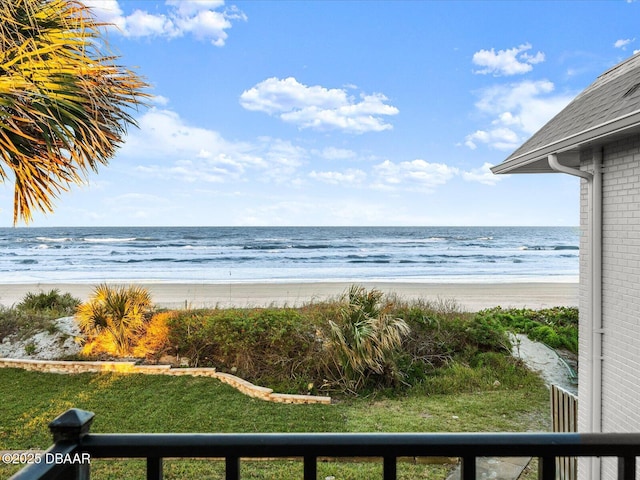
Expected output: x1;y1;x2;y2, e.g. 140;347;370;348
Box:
0;226;579;284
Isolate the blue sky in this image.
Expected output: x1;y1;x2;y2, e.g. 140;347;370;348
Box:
5;0;640;227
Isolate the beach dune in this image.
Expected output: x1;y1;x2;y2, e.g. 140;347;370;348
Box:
0;281;578;312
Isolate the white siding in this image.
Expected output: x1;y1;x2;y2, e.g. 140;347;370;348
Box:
580;135;640;480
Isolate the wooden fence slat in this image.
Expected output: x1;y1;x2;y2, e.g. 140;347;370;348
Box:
551;385;578;480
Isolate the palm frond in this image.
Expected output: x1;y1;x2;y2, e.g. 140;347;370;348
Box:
0;0;149;223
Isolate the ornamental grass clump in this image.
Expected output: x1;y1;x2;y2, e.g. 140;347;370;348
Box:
16;289;80;317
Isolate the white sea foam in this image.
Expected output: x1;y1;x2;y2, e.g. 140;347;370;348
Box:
83;237;137;243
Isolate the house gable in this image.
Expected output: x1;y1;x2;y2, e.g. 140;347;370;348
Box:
492;52;640;174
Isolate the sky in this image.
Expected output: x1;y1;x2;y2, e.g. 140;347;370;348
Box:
4;0;640;227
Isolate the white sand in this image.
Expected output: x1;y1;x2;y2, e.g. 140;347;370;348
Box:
0;281;578;312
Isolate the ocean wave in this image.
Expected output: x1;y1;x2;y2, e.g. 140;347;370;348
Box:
84;237;137;243
519;245;579;251
348;259;391;264
243;243;334;250
35;236;73;242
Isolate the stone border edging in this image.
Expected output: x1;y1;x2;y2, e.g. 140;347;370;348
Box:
0;357;331;405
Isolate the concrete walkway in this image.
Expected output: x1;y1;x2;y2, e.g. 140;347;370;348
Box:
446;456;531;480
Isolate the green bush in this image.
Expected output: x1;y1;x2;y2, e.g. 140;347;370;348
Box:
168;308;321;392
477;306;578;353
16;289;80;317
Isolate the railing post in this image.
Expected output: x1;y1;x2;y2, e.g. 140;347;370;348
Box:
226;456;240;480
538;456;556;480
461;456;476;480
383;456;396;480
147;456;163;480
48;408;95;480
618;456;636;480
303;455;317;480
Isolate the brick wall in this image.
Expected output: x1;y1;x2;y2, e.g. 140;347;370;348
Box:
581;134;640;480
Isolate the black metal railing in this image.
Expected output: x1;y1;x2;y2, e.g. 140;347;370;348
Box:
10;408;640;480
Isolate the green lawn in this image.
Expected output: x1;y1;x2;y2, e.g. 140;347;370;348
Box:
0;367;550;479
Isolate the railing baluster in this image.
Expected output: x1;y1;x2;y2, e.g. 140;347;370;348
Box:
383;456;397;480
461;456;476;480
146;456;163;480
538;456;556;480
303;455;317;480
618;456;636;480
226;456;240;480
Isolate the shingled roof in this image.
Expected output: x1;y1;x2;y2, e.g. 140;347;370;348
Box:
492;52;640;174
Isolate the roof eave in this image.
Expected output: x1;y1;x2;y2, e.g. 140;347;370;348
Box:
492;109;640;175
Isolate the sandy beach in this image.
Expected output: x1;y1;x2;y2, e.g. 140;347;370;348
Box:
0;281;578;312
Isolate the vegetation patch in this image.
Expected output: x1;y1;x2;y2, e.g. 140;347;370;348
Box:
0;289;80;342
476;307;578;354
1;285;578;398
166;286;525;396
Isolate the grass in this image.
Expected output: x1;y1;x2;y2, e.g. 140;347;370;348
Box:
0;364;549;479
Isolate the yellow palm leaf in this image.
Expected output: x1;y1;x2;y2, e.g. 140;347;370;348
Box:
0;0;150;224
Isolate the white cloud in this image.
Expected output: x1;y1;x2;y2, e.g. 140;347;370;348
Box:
122;108;274;183
166;0;225;16
256;137;307;181
472;43;545;76
465;128;520;151
464;80;574;150
372;159;459;192
83;0;245;46
309;169;366;185
461;163;503;185
318;147;357;160
614;38;635;49
151;95;170;106
239;77;399;133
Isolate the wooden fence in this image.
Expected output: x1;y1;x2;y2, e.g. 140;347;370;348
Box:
551;385;578;480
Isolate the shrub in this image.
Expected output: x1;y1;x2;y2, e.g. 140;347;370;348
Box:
131;311;173;360
0;307;20;341
16;289;80;317
478;306;578;353
168;307;321;390
76;284;154;357
398;306;510;369
324;285;410;392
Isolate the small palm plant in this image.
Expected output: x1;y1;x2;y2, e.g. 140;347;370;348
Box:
328;285;410;392
76;284;153;357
